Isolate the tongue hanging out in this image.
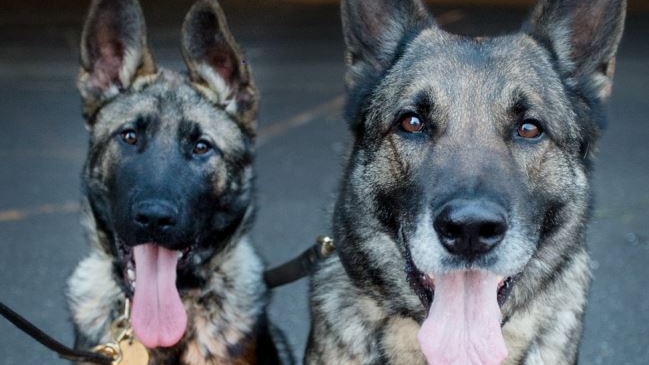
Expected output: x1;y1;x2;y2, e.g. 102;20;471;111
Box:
131;244;188;348
417;271;508;365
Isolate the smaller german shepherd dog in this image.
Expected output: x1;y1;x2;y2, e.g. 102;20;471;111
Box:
307;0;626;364
67;0;287;364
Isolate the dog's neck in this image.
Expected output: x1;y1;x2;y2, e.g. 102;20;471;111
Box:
67;235;267;365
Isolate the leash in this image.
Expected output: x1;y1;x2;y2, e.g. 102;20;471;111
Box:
1;236;335;364
0;301;114;364
264;235;335;289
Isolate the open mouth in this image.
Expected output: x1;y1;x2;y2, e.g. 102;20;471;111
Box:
411;270;515;310
405;253;519;365
404;246;518;314
116;242;192;349
118;242;194;296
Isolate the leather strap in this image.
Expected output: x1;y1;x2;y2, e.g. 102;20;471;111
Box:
0;301;113;364
264;236;335;289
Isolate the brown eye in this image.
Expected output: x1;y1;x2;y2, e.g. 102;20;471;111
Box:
400;114;425;133
517;120;543;139
121;129;138;145
193;140;212;155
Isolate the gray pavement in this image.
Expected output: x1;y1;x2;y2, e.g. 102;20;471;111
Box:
1;1;648;364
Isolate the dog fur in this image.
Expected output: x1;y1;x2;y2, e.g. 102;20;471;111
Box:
306;1;626;364
66;1;290;364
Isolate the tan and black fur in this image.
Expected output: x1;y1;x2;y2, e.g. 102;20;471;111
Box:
306;0;626;364
66;0;290;364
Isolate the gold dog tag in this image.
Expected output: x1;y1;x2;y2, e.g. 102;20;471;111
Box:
118;338;149;365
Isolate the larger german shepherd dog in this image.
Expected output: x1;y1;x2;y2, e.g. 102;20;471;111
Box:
306;0;626;364
66;0;288;364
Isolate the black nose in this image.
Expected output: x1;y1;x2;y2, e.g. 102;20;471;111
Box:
433;200;508;259
132;200;178;233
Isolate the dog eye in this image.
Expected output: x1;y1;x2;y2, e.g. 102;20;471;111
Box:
193;140;213;155
400;114;425;133
517;120;543;139
121;129;138;145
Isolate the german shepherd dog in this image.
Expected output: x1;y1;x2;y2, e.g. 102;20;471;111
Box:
66;0;288;363
306;0;626;364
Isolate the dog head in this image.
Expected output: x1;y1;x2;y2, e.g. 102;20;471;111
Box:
337;0;625;363
77;0;257;348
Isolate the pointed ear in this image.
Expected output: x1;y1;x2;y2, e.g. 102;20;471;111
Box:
182;0;258;134
341;0;434;88
523;0;626;101
78;0;156;123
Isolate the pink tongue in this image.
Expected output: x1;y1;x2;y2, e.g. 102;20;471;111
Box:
417;271;508;365
131;244;188;348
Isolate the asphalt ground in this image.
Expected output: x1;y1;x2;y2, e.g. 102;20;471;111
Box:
0;1;648;364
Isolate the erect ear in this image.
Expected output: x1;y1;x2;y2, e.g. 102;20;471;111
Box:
182;0;258;134
340;0;435;89
523;0;626;101
78;0;156;123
